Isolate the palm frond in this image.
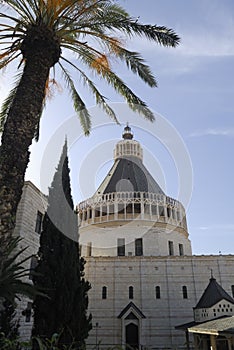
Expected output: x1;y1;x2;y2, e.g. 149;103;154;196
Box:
0;0;180;138
0;71;23;132
59;63;91;135
77;47;155;121
102;69;155;121
87;4;180;47
3;0;36;23
0;236;48;304
109;45;157;87
0;50;20;69
61;56;119;124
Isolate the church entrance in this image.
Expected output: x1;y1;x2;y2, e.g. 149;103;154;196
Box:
125;323;139;349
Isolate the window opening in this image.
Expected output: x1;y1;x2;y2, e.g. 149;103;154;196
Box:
182;286;188;299
22;302;32;322
159;206;164;216
35;211;43;233
135;238;143;256
129;286;134;299
168;241;174;256
29;255;38;280
102;286;107;299
155;286;161;299
117;238;125;256
87;242;92;256
134;203;141;213
179;244;184;256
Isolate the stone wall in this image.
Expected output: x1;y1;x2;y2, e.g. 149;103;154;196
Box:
14;181;47;340
84;255;234;348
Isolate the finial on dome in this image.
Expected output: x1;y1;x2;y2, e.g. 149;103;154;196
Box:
122;123;133;140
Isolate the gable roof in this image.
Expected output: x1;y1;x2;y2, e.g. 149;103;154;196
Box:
118;302;146;319
195;277;234;309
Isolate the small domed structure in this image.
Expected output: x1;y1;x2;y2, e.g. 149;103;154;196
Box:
122;123;134;140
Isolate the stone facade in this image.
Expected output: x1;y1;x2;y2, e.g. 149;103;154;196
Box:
14;127;234;349
82;253;234;348
14;181;47;340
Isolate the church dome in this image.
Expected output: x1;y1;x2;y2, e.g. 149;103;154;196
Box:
78;125;191;257
95;124;164;196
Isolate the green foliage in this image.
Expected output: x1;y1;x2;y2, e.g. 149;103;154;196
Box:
0;332;129;350
32;142;92;348
0;332;85;350
0;235;45;304
33;333;83;350
0;72;23;133
0;300;20;342
0;332;21;350
0;0;180;135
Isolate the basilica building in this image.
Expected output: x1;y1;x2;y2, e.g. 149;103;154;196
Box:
15;125;234;349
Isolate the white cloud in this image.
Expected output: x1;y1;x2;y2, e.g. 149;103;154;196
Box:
124;1;234;68
177;32;234;58
189;128;234;138
196;224;234;231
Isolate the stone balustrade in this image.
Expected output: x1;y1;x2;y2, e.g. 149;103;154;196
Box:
77;191;187;230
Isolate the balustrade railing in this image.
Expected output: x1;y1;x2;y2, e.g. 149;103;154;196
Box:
77;192;187;230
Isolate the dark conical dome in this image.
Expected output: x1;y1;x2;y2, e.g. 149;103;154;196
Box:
95;125;165;195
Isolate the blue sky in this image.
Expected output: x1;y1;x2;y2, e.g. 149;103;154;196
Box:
0;0;233;254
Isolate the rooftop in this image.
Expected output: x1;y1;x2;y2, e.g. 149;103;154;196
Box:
195;277;234;309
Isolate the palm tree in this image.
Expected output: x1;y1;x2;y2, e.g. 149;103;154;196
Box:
0;236;45;303
0;0;180;240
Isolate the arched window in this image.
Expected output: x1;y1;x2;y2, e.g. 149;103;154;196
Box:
102;286;107;299
182;286;188;299
155;286;161;299
129;286;134;299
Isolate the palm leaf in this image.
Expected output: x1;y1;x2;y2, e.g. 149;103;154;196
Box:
0;236;48;304
59;63;91;135
0;0;180;138
108;45;157;87
0;71;23;132
77;47;155;121
61;56;119;124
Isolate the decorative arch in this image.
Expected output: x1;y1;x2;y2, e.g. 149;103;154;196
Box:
118;302;146;349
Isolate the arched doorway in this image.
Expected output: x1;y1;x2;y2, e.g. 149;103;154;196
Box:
126;323;139;349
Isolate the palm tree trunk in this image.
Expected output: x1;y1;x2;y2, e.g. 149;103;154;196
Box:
0;55;50;244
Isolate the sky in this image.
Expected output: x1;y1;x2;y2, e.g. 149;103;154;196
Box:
0;0;234;255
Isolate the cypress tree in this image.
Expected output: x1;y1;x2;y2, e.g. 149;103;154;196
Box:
32;141;92;348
